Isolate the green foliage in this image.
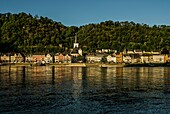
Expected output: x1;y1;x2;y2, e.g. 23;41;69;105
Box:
100;56;107;63
0;13;170;54
76;55;84;62
0;12;66;54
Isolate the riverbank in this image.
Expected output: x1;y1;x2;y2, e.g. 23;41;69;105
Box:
0;63;125;67
1;62;170;67
124;63;170;67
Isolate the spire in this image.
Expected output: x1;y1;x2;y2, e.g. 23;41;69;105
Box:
73;33;79;48
75;33;77;43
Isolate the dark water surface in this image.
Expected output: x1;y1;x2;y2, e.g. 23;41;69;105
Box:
0;66;170;114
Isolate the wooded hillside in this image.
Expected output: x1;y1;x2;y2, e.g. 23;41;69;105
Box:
0;12;170;54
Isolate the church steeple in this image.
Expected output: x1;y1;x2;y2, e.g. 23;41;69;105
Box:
73;33;79;48
71;33;82;57
75;34;77;43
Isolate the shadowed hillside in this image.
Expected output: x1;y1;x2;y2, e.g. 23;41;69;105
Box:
0;12;170;54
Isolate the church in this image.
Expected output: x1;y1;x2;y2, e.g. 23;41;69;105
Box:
71;34;82;57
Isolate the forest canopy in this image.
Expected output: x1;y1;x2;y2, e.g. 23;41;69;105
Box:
0;12;170;54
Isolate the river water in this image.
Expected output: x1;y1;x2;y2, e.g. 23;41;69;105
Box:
0;66;170;114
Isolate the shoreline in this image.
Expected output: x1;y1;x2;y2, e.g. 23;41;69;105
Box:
0;63;125;67
1;63;170;67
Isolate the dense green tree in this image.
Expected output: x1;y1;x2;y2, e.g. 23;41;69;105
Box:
0;12;170;54
100;56;107;63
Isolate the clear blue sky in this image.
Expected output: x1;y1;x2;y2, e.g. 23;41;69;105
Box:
1;0;170;26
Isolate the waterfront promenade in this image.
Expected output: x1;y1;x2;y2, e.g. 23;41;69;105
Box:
0;62;125;67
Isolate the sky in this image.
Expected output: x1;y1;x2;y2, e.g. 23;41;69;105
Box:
0;0;170;26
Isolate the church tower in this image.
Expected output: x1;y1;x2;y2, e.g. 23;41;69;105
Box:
71;33;83;58
73;34;79;48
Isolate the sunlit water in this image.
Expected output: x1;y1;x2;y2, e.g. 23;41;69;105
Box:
0;66;170;114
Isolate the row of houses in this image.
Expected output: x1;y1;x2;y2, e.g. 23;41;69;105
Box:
1;52;170;64
0;49;170;64
87;52;170;64
0;53;72;63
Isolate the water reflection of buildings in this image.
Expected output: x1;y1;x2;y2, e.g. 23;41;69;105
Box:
134;67;140;89
81;67;87;90
55;67;72;86
80;67;124;91
0;66;168;95
85;67;101;87
29;66;51;85
101;67;107;88
164;68;170;93
52;66;55;85
0;66;57;86
71;67;82;101
116;67;124;91
147;67;164;90
0;66;25;85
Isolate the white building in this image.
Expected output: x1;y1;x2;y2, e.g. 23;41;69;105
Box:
102;49;110;53
78;48;82;56
152;55;164;63
141;56;151;63
106;55;116;63
127;50;134;54
45;54;53;63
86;54;104;63
123;56;132;63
